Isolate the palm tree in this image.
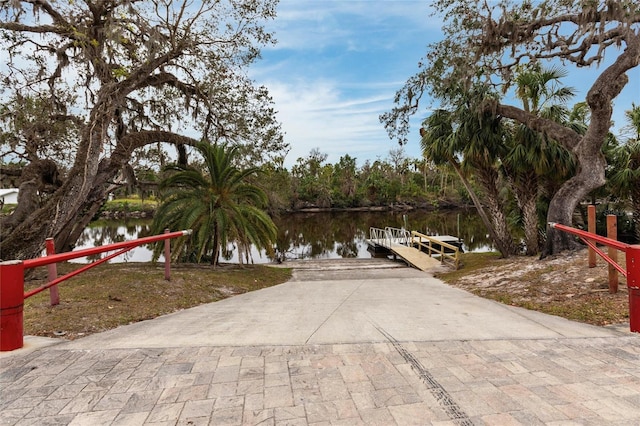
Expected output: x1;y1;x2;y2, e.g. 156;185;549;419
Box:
152;141;277;266
609;104;640;241
420;105;517;258
458;100;518;257
502;64;577;255
623;103;640;141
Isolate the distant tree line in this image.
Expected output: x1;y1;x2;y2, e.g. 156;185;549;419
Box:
106;146;470;212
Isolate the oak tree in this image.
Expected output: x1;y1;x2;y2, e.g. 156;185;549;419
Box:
0;0;286;260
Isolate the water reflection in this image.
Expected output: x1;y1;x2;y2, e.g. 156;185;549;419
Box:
72;209;494;263
73;219;158;263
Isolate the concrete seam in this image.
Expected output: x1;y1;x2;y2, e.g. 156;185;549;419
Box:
303;281;366;344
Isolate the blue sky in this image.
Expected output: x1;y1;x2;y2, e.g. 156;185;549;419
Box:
251;0;639;168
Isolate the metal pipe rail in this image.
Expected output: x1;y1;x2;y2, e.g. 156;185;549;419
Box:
0;229;192;351
384;227;410;246
369;227;387;245
549;222;640;332
548;222;630;276
410;231;461;269
369;227;410;249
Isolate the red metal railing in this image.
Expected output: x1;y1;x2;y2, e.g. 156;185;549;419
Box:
549;222;640;332
0;229;191;351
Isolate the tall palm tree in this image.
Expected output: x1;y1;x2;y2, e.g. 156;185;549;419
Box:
502;64;577;255
152;141;276;266
459;101;517;257
420;106;517;258
609;104;640;241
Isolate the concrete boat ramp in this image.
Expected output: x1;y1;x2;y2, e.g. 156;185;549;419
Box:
2;258;640;425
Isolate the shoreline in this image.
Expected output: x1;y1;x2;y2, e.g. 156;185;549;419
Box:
99;199;471;219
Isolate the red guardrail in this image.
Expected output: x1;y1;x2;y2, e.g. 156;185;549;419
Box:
549;222;640;332
0;229;191;351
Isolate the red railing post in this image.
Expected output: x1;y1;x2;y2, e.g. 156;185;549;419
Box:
0;260;25;351
549;222;640;332
164;229;171;281
46;238;60;306
588;205;596;268
1;229;191;352
627;246;640;333
607;215;618;293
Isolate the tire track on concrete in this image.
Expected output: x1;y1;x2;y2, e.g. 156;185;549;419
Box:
374;324;474;426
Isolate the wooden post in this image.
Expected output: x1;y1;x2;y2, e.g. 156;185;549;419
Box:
164;229;171;281
588;205;596;268
46;238;60;306
607;214;618;293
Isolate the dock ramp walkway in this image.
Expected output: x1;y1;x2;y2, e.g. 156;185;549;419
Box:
366;227;460;271
366;227;440;271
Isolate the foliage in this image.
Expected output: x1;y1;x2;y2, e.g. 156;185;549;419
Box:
259;164;294;214
420;97;517;258
99;150;475;215
607;104;640;240
291;148;333;208
152;142;277;266
282;148;468;210
382;0;640;255
0;0;285;260
502;64;578;255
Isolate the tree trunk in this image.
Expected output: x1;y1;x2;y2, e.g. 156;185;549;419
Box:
0;118;106;260
475;167;518;256
507;171;540;256
543;139;607;257
484;187;517;256
212;224;220;267
521;196;540;256
448;160;513;258
0;130;197;261
0;159;61;239
55;185;110;252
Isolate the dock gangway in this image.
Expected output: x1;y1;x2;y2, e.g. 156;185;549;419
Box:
366;227;456;271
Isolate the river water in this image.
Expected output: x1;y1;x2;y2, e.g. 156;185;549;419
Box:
72;209;494;263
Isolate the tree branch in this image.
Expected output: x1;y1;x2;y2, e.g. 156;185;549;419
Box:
110;130;199;167
495;103;582;151
0;22;60;34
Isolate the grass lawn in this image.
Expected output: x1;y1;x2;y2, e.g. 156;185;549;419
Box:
23;262;291;339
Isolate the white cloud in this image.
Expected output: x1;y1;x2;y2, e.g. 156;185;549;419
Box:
250;1;436;166
265;0;440;52
264;78;422;166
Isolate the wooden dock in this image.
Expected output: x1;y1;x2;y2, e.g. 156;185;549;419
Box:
385;243;442;271
366;227;461;271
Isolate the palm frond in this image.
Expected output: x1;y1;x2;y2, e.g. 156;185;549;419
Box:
152;141;277;265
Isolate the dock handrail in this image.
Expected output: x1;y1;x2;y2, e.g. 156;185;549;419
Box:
369;227;387;244
369;227;410;249
410;231;460;269
384;227;410;246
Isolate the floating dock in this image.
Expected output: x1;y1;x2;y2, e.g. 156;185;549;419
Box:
365;227;461;270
